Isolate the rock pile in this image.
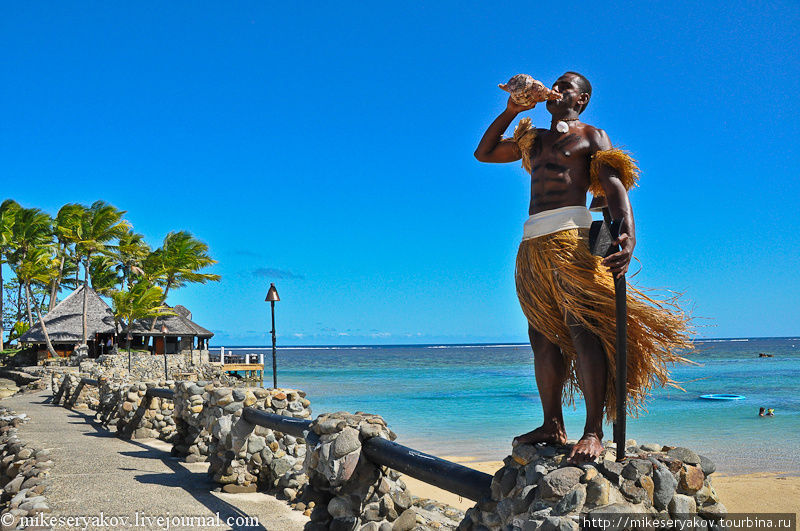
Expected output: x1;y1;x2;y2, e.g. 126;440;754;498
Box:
299;411;464;531
206;387;311;495
172;380;217;462
114;381;177;441
50;372;98;409
0;407;53;529
462;441;726;531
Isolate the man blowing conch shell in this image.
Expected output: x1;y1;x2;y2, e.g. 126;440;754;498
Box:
474;72;691;462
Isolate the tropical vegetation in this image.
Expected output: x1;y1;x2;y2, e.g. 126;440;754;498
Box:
0;199;220;351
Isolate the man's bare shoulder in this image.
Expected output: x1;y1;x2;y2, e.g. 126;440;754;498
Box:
582;124;612;151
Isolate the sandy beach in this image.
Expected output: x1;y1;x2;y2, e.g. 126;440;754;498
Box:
402;457;800;516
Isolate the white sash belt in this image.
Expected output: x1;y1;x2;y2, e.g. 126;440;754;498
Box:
522;206;592;241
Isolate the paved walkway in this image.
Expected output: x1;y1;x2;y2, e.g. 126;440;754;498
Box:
2;391;309;531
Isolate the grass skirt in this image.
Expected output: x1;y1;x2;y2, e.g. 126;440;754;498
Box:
515;228;692;421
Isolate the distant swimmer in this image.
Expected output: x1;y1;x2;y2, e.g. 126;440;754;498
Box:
758;353;773;358
766;408;775;417
759;407;766;417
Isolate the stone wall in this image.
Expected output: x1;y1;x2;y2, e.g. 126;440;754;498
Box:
96;350;209;381
0;406;54;528
205;387;311;495
51;372;98;410
462;440;726;531
114;381;177;441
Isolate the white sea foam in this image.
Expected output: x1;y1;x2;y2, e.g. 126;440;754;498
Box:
425;344;524;349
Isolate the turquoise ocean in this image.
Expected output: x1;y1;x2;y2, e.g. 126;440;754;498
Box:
212;338;800;474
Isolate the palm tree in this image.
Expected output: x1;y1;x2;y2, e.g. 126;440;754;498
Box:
111;282;174;368
8;207;53;327
16;246;59;358
0;200;20;350
145;231;220;332
116;229;151;290
49;203;85;311
75;201;128;345
89;255;123;296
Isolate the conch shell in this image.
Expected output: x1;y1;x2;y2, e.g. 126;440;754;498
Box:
499;74;561;106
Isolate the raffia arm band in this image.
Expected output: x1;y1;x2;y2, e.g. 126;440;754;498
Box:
589;148;640;196
512;117;537;173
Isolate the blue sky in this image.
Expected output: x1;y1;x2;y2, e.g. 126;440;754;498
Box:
2;2;799;345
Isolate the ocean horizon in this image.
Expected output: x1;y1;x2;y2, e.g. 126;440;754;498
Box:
210;337;800;475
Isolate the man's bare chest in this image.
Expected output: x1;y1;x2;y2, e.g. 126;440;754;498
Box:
530;130;593;168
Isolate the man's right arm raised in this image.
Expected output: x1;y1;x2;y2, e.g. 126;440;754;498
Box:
474;97;535;163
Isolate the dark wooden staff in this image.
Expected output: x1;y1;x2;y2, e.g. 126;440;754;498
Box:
606;212;627;462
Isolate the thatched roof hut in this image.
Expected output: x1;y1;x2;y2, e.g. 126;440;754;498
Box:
127;305;213;339
18;285;118;346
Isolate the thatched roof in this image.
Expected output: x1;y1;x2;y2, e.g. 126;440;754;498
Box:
19;285;118;344
127;304;213;338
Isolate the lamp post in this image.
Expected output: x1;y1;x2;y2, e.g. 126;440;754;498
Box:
126;332;133;373
161;323;169;380
265;283;280;388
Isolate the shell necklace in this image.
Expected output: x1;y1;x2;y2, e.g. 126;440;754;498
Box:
555;117;579;134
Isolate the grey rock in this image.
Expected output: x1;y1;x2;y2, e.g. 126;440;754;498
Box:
523;520;546;531
540;516;579;531
212;416;233;441
4;476;24;494
668;494;697;516
496;498;515;522
363;502;382;522
331;517;359;531
651;461;678;510
391;489;412;511
585;476;610;507
599;460;624;483
621;459;652;480
272;455;294;477
512;444;539;465
640;443;662;452
523;462;545;485
553;484;586;515
333;427;362;459
232;389;246;401
392;509;416;531
246;435;266;455
328;495;355;518
360;523;381;531
620;479;649;504
222;401;243;414
666;447;701;466
230;418;255;452
500;467;518;497
514;485;538;513
540;467;583;499
359;423;383;439
698;454;716;476
699;502;727;519
538;446;557;458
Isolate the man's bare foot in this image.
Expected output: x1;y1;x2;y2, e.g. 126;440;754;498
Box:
513;424;567;447
567;432;604;463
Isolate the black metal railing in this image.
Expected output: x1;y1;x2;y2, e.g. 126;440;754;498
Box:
54;382;492;501
240;400;492;500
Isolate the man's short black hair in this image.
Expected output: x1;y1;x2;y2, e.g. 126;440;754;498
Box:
564;71;592;113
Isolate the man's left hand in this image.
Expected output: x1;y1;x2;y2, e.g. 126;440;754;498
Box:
601;233;635;278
